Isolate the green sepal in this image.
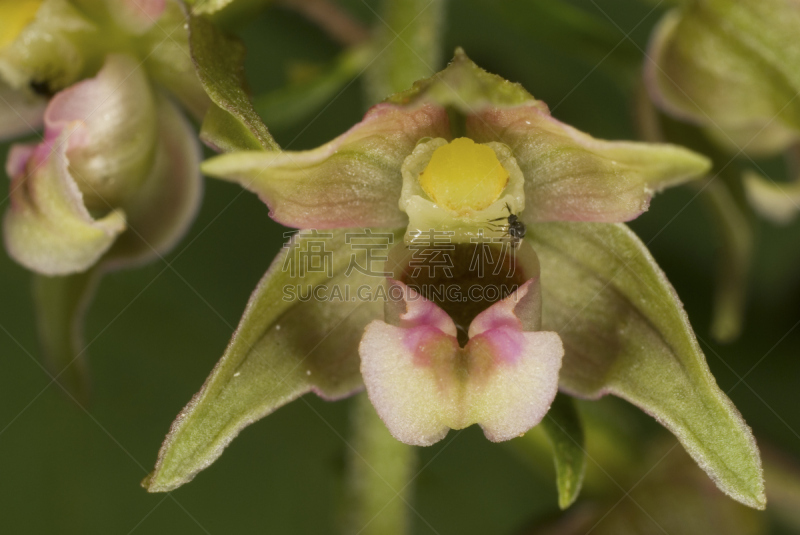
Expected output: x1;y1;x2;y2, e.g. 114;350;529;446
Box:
144;228;404;492
541;394;587;509
386;47;535;112
188;14;279;152
528;222;765;509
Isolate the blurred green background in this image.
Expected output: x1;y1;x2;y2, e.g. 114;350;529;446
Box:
2;0;800;533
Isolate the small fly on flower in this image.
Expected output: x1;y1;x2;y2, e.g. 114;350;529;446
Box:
486;203;526;243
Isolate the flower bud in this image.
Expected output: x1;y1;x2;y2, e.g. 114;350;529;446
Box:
4;53;201;275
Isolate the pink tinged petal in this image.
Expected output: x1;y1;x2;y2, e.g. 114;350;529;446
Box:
464;329;562;442
360;320;459;446
6;144;36;178
469;278;538;336
201;102;451;229
103;94;203;269
3;133;126;275
2;54;161;275
44;53;157;210
467;105;711;223
110;0;167;34
360;280;563;446
386;278;457;335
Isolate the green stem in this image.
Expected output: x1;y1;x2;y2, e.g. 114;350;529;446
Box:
363;0;447;105
341;1;446;531
342;393;415;535
33;269;101;405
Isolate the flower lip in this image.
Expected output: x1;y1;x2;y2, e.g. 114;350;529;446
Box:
359;277;563;446
384;238;541;346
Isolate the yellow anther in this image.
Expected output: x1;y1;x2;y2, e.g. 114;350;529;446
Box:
419;137;509;213
0;0;42;50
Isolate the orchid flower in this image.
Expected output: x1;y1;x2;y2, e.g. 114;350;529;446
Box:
0;0;210;397
144;49;765;510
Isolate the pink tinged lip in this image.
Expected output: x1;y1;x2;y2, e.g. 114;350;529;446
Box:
359;277;563;445
468;326;525;366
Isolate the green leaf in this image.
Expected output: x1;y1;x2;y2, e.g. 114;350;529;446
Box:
527;222;765;509
188;14;279;152
32;269;99;404
540;394;586;510
144;228;404;492
253;46;371;132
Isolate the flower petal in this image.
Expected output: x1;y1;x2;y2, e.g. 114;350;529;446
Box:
528;221;765;509
359;319;459;446
467;105;711;223
360;280;563;446
386;49;710;223
103;94;203;269
144;229;404;492
3;135;126;275
202;103;450;228
44;53;158;210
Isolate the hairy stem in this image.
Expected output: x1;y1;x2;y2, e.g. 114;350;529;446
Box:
342;393;416;535
363;0;447;105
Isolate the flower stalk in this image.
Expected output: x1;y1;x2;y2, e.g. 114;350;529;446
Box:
342;393;415;535
364;0;447;104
